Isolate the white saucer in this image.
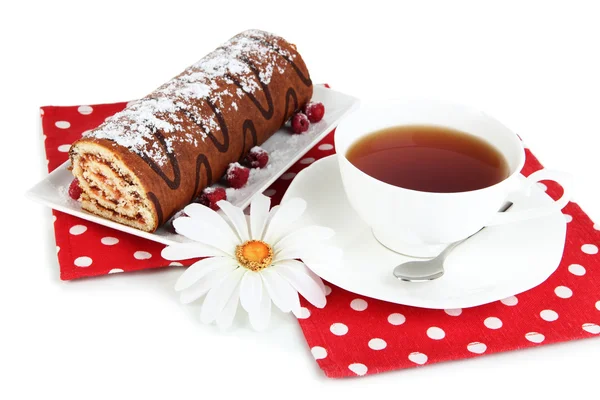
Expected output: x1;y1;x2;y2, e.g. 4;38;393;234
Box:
281;155;567;309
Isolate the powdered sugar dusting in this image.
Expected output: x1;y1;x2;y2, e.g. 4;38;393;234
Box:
249;146;267;156
84;30;291;166
57;184;80;206
226;162;244;179
225;164;275;205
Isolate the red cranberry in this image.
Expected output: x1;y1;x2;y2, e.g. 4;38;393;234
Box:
291;112;310;134
198;187;227;210
303;102;325;123
243;146;269;169
68;179;82;200
226;163;250;189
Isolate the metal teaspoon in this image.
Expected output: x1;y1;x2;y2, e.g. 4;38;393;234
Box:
393;202;514;282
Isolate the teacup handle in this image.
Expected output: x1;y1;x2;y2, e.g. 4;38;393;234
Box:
485;169;573;226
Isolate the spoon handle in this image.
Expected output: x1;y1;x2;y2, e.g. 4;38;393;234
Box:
434;239;465;261
393;202;514;282
437;201;513;261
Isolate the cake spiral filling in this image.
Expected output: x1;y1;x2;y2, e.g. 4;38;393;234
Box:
70;142;156;231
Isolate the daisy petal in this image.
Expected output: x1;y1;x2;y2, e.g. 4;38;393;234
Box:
181;203;239;244
305;269;326;294
175;257;237;291
275;258;327;295
201;268;245;324
274;225;334;250
162;243;228;261
250;194;271;240
239;271;263;313
173;217;237;255
249;284;271;331
262;198;307;244
274;245;342;265
179;264;238;304
216;200;250;242
261;269;301;313
272;246;303;262
217;283;241;329
275;260;327;308
301;246;343;268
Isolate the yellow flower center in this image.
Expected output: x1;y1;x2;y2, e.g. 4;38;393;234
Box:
235;240;273;272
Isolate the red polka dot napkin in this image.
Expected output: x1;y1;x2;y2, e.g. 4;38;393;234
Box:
40;95;599;378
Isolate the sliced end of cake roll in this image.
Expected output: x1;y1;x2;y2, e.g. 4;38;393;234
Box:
69;141;159;232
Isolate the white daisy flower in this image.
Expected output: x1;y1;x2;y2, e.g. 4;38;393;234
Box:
161;194;341;330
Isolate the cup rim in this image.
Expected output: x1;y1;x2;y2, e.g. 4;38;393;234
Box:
334;98;527;196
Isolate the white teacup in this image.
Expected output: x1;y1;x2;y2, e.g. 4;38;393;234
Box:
335;99;571;257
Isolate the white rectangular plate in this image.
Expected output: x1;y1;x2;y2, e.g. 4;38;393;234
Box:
26;85;359;246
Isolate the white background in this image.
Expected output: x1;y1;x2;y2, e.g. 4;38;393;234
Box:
3;0;600;399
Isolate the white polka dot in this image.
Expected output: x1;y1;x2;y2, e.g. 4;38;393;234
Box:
280;172;296;180
555;285;573;298
101;237;119;245
134;251;152;260
311;346;327;360
564;214;573;223
537;182;547;191
500;296;519;306
55;121;70;129
350;298;368;311
388;313;406;325
69;225;87;235
368;338;387;350
109;268;124;274
330;323;348;336
40;108;44;116
484;317;502;329
74;256;92;267
540;309;559;322
297;307;311;319
318;144;334;151
525;332;545;343
348;363;368;376
82;130;92;136
408;352;428;365
427;326;445;340
263;189;276;197
583;323;600;334
52;215;57;223
58;144;71;152
56;246;60;254
77;105;93;115
324;285;332;296
581;244;598;254
467;342;487;354
43;134;47;141
444;308;462;316
596;300;600;311
568;264;586;276
170;262;184;267
594;223;600;231
299;157;315;165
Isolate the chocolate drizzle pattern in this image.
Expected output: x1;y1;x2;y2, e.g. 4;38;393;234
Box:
78;30;312;227
248;35;313;87
140;130;181;190
224;55;275;120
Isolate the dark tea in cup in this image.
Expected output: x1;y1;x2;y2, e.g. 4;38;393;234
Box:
346;125;509;193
